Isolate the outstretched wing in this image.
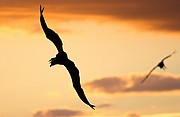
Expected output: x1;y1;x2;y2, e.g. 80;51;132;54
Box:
161;50;176;61
64;59;95;109
40;5;63;53
141;66;157;83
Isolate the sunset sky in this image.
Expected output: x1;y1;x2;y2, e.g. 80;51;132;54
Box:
0;0;180;117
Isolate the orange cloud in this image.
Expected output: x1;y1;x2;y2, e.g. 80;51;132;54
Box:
33;108;87;117
143;112;180;117
97;103;113;108
84;73;180;95
124;112;141;117
0;1;180;32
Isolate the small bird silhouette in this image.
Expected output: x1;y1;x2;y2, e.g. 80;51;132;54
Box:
141;50;176;83
39;5;95;109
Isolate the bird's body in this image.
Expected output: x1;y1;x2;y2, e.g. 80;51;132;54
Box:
157;61;165;69
39;5;95;109
141;51;176;83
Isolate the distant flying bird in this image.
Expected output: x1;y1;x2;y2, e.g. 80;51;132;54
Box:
141;51;176;83
39;5;95;110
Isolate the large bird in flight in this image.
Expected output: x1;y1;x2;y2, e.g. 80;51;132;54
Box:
39;5;95;109
141;51;176;83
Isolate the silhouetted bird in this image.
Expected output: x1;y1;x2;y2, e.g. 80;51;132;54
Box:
141;51;176;83
39;5;95;110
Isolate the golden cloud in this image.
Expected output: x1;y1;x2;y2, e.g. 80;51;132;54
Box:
84;73;180;95
33;108;86;117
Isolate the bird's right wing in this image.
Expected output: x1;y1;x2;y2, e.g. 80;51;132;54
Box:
40;5;63;53
162;50;176;61
141;66;157;83
64;59;95;109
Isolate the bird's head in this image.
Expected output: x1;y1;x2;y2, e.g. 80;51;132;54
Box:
49;52;68;67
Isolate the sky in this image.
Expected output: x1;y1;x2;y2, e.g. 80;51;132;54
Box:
0;0;180;117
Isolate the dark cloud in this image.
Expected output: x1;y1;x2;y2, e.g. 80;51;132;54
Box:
0;0;180;32
33;108;85;117
84;73;180;95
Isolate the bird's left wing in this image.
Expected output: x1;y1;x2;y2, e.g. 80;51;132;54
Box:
40;5;63;53
141;66;157;83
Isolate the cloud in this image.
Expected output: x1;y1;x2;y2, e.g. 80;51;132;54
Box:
124;112;180;117
84;73;180;95
97;103;113;108
124;112;141;117
31;106;180;117
143;112;180;117
0;0;180;32
33;108;85;117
